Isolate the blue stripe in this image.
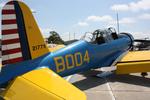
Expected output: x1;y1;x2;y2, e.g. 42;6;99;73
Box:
14;1;31;60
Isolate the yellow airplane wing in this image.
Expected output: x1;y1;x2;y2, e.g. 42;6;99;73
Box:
116;51;150;74
1;68;86;100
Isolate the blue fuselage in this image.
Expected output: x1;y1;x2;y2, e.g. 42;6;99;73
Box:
0;33;133;84
42;34;132;76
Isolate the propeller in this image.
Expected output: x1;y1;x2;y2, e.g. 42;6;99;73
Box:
134;39;150;43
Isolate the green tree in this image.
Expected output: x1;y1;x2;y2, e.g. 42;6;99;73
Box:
48;31;64;44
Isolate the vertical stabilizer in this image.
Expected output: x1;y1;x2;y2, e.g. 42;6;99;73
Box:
1;1;49;66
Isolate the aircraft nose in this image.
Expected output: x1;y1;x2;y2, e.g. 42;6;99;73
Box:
118;33;134;50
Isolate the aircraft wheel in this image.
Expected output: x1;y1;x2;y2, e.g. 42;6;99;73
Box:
141;72;148;77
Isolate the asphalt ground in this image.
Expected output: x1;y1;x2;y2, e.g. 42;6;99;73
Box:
68;69;150;100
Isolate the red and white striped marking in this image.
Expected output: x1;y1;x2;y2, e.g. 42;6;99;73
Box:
3;5;15;10
2;2;23;65
2;14;16;20
2;43;21;51
2;24;18;30
2;34;19;40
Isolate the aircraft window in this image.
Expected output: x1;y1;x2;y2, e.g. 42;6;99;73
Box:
108;27;116;33
93;30;105;44
81;32;93;42
97;33;101;37
112;33;118;39
108;27;118;40
102;32;107;38
104;30;113;42
81;28;118;44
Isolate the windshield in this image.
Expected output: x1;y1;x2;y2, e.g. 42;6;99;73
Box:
81;32;93;42
81;30;105;44
81;27;118;44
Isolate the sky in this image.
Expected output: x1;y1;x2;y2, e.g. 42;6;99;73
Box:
0;0;150;41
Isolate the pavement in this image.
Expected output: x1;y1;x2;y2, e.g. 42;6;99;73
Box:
68;69;150;100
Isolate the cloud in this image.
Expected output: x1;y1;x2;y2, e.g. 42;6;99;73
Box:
85;15;136;25
76;15;113;27
77;22;89;27
119;17;136;24
111;4;129;11
86;15;113;22
76;15;136;28
76;15;114;26
111;0;150;12
138;13;150;20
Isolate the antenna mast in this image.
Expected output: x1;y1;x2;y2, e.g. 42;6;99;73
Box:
116;12;120;34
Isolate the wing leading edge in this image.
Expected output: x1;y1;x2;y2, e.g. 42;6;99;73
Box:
116;51;150;74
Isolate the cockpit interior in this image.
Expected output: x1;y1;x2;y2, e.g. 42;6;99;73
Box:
82;27;118;44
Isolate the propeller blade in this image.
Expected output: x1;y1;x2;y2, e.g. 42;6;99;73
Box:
134;39;150;43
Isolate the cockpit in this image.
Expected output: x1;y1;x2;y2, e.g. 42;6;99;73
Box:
81;27;118;44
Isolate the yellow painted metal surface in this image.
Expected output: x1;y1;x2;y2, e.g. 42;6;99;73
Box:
119;51;150;62
1;68;86;100
116;51;150;74
1;77;63;100
49;45;65;52
19;2;49;59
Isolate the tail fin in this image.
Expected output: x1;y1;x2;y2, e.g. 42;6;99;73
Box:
1;1;49;66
